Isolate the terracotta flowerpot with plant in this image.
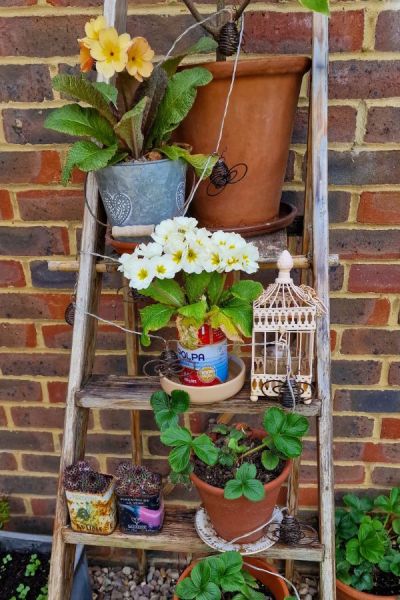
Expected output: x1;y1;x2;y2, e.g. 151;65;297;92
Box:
174;552;292;600
151;394;309;544
336;488;400;599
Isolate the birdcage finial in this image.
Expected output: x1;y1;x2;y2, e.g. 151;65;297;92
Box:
276;250;293;283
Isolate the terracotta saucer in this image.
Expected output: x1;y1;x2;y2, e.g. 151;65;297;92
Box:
208;202;297;238
106;233;138;256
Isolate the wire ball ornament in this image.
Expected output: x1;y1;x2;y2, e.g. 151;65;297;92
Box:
262;377;313;409
207;156;248;196
218;21;241;57
142;348;184;378
265;510;319;546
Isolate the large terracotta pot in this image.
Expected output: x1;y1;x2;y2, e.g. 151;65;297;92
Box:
190;428;291;543
337;579;398;600
177;56;311;231
174;557;289;600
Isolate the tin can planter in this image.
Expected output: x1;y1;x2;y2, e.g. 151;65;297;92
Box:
65;476;117;535
115;463;164;535
177;326;228;386
95;158;187;242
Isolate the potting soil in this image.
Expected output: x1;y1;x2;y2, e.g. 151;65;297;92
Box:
0;549;49;600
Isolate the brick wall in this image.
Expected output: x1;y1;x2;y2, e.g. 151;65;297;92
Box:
0;0;399;535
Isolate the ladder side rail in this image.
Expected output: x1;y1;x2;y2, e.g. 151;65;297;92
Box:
312;12;336;600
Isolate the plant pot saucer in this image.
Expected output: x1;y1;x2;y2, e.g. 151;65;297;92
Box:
160;355;245;405
106;232;138;256
195;506;283;554
208;202;297;238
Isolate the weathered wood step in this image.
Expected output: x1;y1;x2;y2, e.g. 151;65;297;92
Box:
76;375;321;416
62;507;324;561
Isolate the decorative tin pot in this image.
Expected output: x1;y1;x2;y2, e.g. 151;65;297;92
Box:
177;325;228;386
174;557;290;600
65;475;116;535
116;490;164;535
95;158;187;241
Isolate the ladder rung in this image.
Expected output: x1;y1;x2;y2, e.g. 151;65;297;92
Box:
61;507;324;561
75;376;321;416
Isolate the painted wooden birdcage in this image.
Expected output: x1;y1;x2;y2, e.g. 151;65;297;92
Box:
250;250;326;403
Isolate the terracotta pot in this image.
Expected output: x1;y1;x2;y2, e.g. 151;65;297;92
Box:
173;557;289;600
177;56;311;230
190;428;291;543
336;579;398;600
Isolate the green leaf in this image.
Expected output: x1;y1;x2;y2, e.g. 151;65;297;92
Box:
344;494;374;513
242;478;265;502
209;308;242;343
207;272;225;305
169;444;191;472
230;280;263;303
298;0;330;15
220;300;253;337
184;272;212;303
192;434;219;465
236;463;257;482
171;390;190;412
140;278;185;307
51;74;117;124
160;425;192;447
263;407;286;435
393;518;400;534
261;450;280;470
273;433;302;458
346;538;362;566
62;141;118;185
224;479;244;500
159;144;218;178
219;551;243;575
176;576;199;599
177;300;207;325
45;104;117;146
212;424;229;435
139;303;175;342
136;67;169;142
149;67;213;146
92;82;118;106
150;389;189;431
162;37;218;77
283;413;309;437
358;522;386;563
114;96;148;158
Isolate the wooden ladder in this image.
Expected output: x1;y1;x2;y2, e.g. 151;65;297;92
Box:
47;1;335;598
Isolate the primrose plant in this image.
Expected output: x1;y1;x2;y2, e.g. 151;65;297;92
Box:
336;488;400;593
151;391;309;496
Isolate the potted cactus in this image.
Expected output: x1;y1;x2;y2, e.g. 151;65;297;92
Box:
115;462;164;534
63;461;117;535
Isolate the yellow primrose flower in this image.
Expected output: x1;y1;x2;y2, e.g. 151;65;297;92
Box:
126;36;154;81
79;42;94;73
90;27;131;78
79;15;107;48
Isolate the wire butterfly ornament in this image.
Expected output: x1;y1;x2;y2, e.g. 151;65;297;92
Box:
142;348;184;378
207;156;248;196
265;509;318;546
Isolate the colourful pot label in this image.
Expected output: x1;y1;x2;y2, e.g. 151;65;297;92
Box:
66;481;117;535
178;338;229;386
117;492;164;534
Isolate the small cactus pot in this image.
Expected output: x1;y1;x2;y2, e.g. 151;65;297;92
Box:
116;490;164;535
65;475;117;535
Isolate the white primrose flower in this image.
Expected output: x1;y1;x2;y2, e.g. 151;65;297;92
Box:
240;243;260;274
163;232;187;254
128;258;155;290
151;219;176;246
181;243;206;274
186;227;212;249
224;248;243;272
150;255;179;280
118;253;140;279
203;244;228;273
135;242;163;259
172;216;198;236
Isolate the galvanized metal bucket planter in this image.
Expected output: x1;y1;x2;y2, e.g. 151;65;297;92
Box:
95;158;187;241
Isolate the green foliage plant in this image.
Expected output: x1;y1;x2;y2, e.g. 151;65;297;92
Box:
175;551;295;600
24;554;41;577
0;496;9;529
335;488;400;593
45;22;218;184
152;396;309;499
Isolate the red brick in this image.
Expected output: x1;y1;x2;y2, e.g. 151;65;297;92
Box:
334;442;365;461
0;293;69;319
11;406;65;428
94;354;126;375
0;260;26;287
0;406;7;427
0;353;70;377
31;498;56;517
0;190;13;220
293;106;357;144
0;152;60;185
302;465;365;485
30;260;75;290
0;379;42;402
333;416;375;438
349;264;400;293
342;329;400;356
365;107;400;143
43;324;125;350
22;454;60;473
329;61;400;100
388;362;400;385
0;226;69;256
371;467;399;486
3;109;76;145
0;475;57;495
297;487;318;507
86;433;131;455
98;295;124;321
375;10;400;51
0;431;53;451
363;443;400;463
358;192;400;225
99;410;131;432
330;229;400;259
17;189;83;221
334;389;400;413
381;419;400;440
329;151;400;186
0;0;37;5
0;323;36;348
8;516;53;535
0;65;52;102
47;381;67;404
0;453;18;471
330;329;337;352
332;360;381;385
7;497;26;514
330;265;344;291
330;298;390;326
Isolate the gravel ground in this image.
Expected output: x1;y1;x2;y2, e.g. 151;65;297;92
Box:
89;565;319;600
